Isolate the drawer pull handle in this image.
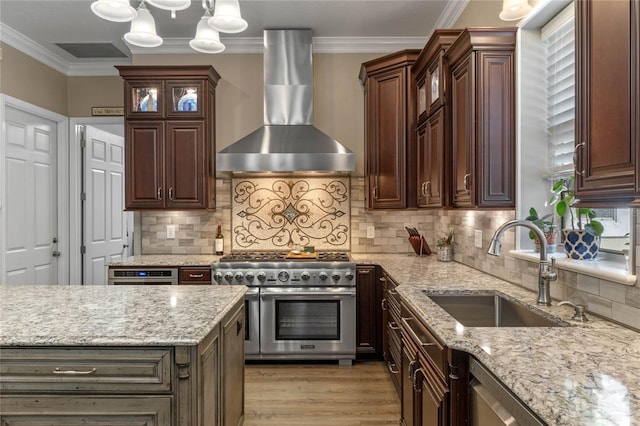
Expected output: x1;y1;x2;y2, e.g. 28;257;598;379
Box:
189;273;204;278
388;322;400;330
387;362;399;375
53;367;97;375
401;317;437;348
381;298;388;311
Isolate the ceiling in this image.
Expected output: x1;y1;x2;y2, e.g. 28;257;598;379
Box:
0;0;469;75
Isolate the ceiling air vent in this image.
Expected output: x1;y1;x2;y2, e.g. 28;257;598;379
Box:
55;43;129;59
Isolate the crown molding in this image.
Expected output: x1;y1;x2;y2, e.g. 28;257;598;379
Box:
433;0;470;31
1;23;131;76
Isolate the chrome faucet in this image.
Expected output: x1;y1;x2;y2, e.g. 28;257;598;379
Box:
487;219;557;306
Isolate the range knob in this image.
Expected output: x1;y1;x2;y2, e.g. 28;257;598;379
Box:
301;271;311;281
278;271;290;282
345;271;354;281
319;272;328;281
257;272;267;283
234;272;244;283
224;272;233;284
245;272;255;282
331;272;341;281
213;272;223;283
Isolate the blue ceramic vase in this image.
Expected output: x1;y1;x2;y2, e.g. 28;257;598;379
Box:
562;229;599;260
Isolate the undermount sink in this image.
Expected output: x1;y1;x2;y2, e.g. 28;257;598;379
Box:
427;293;567;327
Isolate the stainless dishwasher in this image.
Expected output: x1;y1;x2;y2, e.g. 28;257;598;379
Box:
469;357;546;426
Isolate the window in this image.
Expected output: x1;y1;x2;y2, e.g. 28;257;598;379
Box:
518;1;631;259
541;3;630;254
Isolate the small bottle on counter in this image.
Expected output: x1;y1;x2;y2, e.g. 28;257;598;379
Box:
215;221;224;255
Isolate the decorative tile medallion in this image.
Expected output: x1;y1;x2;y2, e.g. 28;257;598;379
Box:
231;177;350;251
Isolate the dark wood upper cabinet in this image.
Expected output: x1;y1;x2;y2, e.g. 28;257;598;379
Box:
360;50;420;209
445;28;517;209
576;0;638;205
117;66;220;210
413;29;462;209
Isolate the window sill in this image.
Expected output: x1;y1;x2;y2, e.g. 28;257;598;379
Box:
509;250;637;286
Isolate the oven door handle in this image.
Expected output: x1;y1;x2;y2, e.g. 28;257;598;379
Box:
260;288;356;298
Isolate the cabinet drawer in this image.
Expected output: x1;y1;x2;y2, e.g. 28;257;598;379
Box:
180;267;212;284
400;316;446;379
0;347;172;394
0;395;172;425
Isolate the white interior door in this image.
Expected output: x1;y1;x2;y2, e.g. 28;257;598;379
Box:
4;107;58;284
83;125;129;285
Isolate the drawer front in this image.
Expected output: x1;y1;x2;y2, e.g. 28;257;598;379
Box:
0;348;172;393
0;395;172;425
180;267;212;284
400;316;446;379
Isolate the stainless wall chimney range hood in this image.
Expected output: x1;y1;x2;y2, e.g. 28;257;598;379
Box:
216;29;355;173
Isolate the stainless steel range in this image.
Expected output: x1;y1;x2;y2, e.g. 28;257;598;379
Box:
212;252;356;365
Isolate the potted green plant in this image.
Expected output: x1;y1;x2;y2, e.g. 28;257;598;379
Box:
548;176;604;259
435;229;454;262
525;207;557;252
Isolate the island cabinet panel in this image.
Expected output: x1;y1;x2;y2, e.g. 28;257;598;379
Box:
222;302;245;426
360;50;420;209
117;65;220;211
356;265;383;359
576;0;638;204
0;299;245;426
0;347;172;393
0;396;172;425
446;28;516;209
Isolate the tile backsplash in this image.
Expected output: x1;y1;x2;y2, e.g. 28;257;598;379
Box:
139;176;640;330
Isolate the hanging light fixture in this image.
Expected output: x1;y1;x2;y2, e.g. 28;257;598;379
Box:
91;0;137;22
208;0;247;33
91;0;247;52
499;0;532;21
190;3;225;54
124;2;163;47
146;0;190;18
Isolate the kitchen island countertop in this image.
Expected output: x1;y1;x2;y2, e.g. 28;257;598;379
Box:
0;284;246;346
352;253;640;426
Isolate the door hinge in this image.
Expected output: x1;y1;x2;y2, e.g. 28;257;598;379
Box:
80;127;86;149
80;245;86;255
81;192;86;201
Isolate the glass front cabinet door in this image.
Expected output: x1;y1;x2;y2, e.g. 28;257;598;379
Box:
127;81;163;118
166;80;204;118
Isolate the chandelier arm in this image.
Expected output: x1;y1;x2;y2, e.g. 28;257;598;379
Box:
203;0;214;12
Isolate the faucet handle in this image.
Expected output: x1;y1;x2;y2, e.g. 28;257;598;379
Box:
558;300;589;322
541;258;558;282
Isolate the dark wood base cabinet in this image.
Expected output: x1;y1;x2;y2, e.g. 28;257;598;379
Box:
380;272;402;396
400;299;469;426
356;265;383;360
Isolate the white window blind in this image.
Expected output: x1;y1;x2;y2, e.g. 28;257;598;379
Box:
542;4;575;178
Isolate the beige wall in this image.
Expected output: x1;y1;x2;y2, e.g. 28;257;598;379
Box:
132;52;378;176
67;76;124;117
0;43;68;115
454;0;509;28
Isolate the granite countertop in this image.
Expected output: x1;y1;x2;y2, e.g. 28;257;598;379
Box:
0;285;246;347
352;253;640;426
108;255;219;267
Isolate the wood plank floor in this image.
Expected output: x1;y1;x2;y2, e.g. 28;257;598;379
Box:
244;361;401;426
